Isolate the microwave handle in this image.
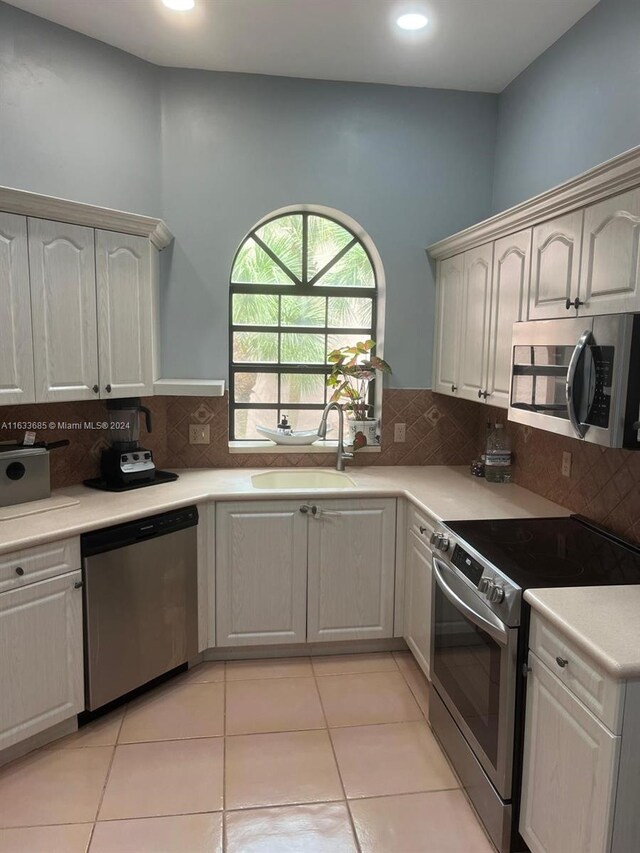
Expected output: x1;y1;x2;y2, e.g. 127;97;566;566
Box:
432;558;509;647
565;329;593;439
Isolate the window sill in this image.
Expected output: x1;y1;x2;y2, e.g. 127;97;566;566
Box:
228;440;381;455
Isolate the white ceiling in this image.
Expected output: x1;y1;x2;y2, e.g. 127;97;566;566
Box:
5;0;600;93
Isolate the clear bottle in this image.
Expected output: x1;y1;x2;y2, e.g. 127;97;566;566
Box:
485;423;512;483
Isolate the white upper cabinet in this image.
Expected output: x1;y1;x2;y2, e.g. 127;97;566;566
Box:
457;243;493;403
307;499;396;643
433;254;463;396
0;214;35;406
96;230;153;399
528;211;583;319
28;219;100;403
486;229;531;408
579;187;640;316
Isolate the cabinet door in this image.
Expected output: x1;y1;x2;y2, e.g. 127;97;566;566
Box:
433;255;463;396
0;571;84;751
28;219;99;402
520;652;619;853
528;211;583;319
307;499;396;642
579;188;640;315
457;244;493;403
403;529;432;677
96;230;153;399
486;229;530;409
216;501;307;646
0;213;35;406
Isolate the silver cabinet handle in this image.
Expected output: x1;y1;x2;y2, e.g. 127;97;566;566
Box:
419;526;428;535
451;384;457;393
555;656;568;668
74;580;84;589
299;504;318;515
15;566;24;576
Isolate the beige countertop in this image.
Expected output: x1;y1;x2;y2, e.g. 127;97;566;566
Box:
0;465;569;555
525;586;640;679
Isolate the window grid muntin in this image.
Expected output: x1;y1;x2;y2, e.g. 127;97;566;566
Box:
230;211;377;441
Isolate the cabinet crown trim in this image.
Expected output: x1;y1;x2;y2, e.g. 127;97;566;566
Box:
427;143;640;260
0;186;173;249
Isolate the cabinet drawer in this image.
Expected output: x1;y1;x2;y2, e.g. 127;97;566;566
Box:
0;538;81;595
408;503;436;544
530;613;624;733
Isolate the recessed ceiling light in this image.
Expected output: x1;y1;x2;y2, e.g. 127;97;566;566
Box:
162;0;195;10
396;13;429;31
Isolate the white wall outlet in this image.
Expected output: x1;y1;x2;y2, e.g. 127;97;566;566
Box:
189;424;210;445
394;423;407;443
561;451;572;478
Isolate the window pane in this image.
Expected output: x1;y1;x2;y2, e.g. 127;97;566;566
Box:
281;409;325;433
281;333;325;364
254;215;303;280
281;295;326;327
232;293;278;326
314;242;375;288
234;408;278;440
327;334;368;358
281;373;326;404
328;297;372;328
307;216;353;280
233;332;278;363
234;372;278;404
231;238;295;285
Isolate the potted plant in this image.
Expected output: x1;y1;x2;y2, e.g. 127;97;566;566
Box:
326;339;392;446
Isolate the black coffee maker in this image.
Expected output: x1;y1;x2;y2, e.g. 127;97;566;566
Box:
100;398;156;486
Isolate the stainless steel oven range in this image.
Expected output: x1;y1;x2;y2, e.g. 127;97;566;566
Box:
428;515;640;853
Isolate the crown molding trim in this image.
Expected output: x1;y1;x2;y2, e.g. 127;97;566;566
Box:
427;144;640;260
0;185;173;249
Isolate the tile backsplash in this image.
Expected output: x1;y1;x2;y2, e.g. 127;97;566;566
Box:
4;391;639;546
479;404;640;546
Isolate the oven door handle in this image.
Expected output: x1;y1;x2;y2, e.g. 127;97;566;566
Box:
566;329;593;439
432;558;510;647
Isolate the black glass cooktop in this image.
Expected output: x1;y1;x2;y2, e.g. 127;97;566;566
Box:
445;515;640;590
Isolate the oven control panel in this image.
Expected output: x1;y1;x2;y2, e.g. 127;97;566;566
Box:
451;545;484;587
451;545;514;610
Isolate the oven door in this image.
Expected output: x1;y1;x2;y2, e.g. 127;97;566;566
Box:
431;557;518;799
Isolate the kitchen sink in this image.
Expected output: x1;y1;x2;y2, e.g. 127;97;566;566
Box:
251;470;356;490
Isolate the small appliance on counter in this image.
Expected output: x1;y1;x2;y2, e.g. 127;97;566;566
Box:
84;398;178;492
0;439;69;507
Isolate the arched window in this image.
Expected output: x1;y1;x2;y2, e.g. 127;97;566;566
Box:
229;208;381;441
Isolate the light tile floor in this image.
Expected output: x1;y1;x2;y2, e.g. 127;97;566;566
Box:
0;651;496;852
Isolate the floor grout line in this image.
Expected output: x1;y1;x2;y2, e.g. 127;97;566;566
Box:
312;668;362;853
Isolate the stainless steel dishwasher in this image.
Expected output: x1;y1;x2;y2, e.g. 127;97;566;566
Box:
81;506;198;711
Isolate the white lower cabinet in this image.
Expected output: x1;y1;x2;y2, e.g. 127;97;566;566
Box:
520;652;619;853
215;498;397;647
0;571;84;751
403;528;432;677
521;613;640;853
215;501;308;646
307;499;396;642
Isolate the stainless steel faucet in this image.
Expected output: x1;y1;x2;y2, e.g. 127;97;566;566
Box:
317;402;354;472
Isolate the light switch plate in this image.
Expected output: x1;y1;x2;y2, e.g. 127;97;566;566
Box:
189;424;210;445
561;451;572;478
394;423;406;443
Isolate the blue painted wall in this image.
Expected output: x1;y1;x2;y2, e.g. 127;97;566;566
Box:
159;71;497;386
492;0;640;212
0;3;161;215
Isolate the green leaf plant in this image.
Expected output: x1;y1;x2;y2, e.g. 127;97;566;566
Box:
326;340;392;421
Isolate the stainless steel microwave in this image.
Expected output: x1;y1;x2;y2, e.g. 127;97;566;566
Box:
509;314;640;448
